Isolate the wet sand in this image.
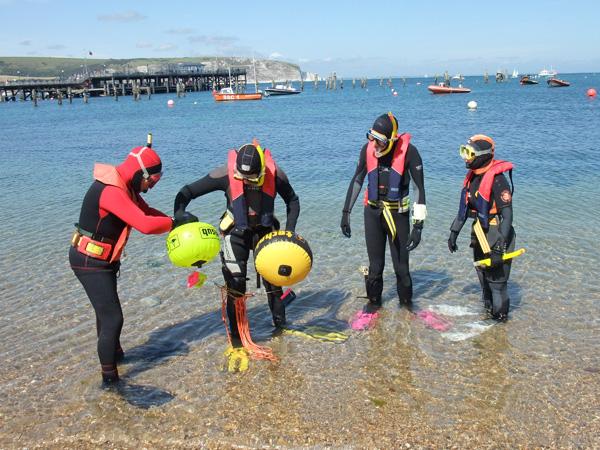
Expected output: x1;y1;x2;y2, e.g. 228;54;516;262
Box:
2;255;599;448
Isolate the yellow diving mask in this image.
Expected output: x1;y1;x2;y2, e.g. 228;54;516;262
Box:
367;112;398;157
459;143;493;162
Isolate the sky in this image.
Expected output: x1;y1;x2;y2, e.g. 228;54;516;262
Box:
1;0;599;77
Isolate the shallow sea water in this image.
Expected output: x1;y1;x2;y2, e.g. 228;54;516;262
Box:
1;74;600;448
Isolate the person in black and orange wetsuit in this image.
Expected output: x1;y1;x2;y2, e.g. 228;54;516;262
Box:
341;113;427;318
69;137;173;384
173;140;299;343
447;134;516;320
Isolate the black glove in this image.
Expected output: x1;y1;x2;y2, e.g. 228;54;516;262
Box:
448;231;459;253
340;211;351;238
490;238;506;268
172;211;199;229
406;221;423;251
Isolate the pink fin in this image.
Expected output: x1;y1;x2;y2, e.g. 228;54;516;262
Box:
415;310;452;332
350;310;379;331
187;272;199;288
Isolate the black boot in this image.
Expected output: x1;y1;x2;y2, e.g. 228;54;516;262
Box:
269;294;287;328
364;296;382;314
396;282;412;306
101;366;119;388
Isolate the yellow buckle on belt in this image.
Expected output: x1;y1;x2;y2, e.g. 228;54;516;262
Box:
71;231;81;247
367;200;400;210
85;242;105;256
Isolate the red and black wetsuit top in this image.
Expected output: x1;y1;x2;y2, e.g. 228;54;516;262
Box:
173;158;300;233
457;160;514;228
70;147;172;270
342;140;426;213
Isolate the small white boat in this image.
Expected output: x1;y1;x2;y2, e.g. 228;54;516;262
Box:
264;84;301;96
538;67;558;78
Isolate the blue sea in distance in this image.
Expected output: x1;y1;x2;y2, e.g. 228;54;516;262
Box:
1;74;600;447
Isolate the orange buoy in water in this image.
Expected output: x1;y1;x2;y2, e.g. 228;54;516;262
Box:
587;88;597;97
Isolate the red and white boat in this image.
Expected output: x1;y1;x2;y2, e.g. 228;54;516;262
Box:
547;78;570;87
212;87;262;101
427;83;471;94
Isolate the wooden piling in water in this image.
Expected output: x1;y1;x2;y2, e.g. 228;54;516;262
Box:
32;89;38;107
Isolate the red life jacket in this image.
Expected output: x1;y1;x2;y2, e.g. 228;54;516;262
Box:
227;149;276;230
74;164;136;262
457;159;514;228
363;133;411;206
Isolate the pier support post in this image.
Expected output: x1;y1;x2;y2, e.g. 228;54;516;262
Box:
32;89;38;107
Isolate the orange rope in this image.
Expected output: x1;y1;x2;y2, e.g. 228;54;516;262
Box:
220;287;277;362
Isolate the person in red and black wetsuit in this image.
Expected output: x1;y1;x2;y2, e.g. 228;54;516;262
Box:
173;141;299;342
69;141;173;384
341;113;427;313
447;135;516;320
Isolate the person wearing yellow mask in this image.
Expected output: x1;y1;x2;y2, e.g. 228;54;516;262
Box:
447;134;516;321
173;140;300;340
341;113;427;320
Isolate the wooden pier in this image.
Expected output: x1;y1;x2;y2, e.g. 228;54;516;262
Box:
0;67;247;105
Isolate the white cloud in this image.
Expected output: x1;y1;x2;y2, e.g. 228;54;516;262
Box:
269;52;283;59
298;58;310;63
136;41;153;49
19;40;32;46
97;10;146;22
155;43;177;52
188;34;253;56
165;27;195;35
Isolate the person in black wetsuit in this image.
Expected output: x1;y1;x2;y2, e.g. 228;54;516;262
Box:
173;141;300;342
448;134;516;320
69;142;173;384
341;112;427;311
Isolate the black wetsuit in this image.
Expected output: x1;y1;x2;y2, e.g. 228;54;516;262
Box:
342;142;426;307
450;171;515;319
174;164;300;337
